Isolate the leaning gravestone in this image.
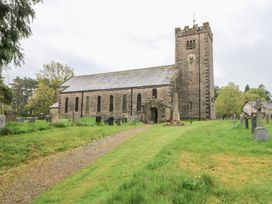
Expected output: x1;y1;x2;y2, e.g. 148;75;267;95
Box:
254;99;269;141
0;115;6;129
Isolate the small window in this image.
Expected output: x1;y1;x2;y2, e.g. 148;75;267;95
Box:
189;101;193;111
137;93;142;111
97;96;101;112
75;97;79;112
85;96;90;113
65;97;69;113
109;95;114;112
152;89;157;98
122;95;127;113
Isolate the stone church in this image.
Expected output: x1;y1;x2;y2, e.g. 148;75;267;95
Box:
57;22;215;123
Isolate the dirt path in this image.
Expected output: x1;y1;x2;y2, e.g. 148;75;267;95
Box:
0;125;150;204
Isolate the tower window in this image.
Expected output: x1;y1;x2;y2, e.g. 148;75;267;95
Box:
97;96;101;112
186;40;196;50
122;95;127;113
109;95;114;112
65;97;69;113
152;89;157;98
137;93;142;111
75;97;79;112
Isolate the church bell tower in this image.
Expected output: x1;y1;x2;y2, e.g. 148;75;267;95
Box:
175;22;215;119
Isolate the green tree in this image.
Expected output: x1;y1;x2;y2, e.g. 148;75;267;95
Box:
244;87;267;101
0;80;13;113
37;61;74;101
214;85;220;100
244;84;250;92
0;0;42;77
10;77;37;115
215;83;244;118
26;80;54;115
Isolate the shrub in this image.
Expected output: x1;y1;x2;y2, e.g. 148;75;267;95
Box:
0;127;12;136
52;122;67;128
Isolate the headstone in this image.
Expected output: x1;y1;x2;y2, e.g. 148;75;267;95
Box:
108;117;114;126
251;114;257;134
122;117;128;123
254;99;269;141
45;115;51;122
72;111;81;123
115;118;121;126
244;117;249;129
165;108;171;122
51;112;60;124
0;115;6;129
96;116;102;124
254;127;269;141
4;110;16;123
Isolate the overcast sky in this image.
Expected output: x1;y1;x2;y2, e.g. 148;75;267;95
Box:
3;0;272;92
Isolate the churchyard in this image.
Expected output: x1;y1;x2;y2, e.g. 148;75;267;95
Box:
0;119;271;203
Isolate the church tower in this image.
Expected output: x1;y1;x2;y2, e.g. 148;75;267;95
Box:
175;22;215;119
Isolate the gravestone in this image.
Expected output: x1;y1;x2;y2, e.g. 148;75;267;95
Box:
244;117;249;129
115;118;121;126
251;114;257;134
29;117;36;123
122;117;128;123
254;99;269;141
51;112;60;124
5;110;16;123
72;111;81;123
0;115;6;129
96;116;102;124
108;117;114;126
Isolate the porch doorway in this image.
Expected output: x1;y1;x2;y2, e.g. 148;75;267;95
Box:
150;107;158;123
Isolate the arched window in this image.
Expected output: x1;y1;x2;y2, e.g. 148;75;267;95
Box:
122;95;127;113
137;93;142;111
85;96;90;113
152;89;157;98
75;97;79;112
65;97;69;113
109;95;114;112
97;96;101;112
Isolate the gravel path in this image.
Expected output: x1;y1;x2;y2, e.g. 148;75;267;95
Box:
0;125;150;204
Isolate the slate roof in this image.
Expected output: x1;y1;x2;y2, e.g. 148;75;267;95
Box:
61;65;177;93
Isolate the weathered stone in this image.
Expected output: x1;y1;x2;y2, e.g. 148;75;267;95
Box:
172;93;180;122
266;113;270;124
251;114;257;134
0;115;6;128
254;127;269;141
51;112;60;124
4;110;16;123
244;117;249;129
72;111;81;123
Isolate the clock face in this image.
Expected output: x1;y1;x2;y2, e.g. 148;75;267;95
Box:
187;54;196;65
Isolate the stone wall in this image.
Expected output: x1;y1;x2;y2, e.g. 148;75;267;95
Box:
60;85;172;121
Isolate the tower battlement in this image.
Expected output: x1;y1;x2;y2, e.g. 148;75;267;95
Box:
175;22;213;40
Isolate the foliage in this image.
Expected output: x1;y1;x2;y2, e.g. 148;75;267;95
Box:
34;121;272;204
0;120;50;136
215;83;244;118
0;124;131;173
26;80;55;115
10;77;37;115
37;61;74;101
214;85;220;99
0;80;12;105
0;0;42;77
244;84;250;92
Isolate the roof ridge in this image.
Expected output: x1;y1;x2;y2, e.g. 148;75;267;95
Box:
74;64;175;78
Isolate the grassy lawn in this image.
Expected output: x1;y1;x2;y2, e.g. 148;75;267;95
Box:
0;122;137;174
34;121;272;204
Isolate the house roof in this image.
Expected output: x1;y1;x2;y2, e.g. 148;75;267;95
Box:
61;65;177;93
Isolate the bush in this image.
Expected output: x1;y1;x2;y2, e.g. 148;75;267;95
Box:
0;127;12;136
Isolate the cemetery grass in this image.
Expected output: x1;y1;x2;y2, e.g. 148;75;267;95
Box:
35;120;272;204
0;123;137;174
